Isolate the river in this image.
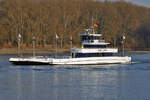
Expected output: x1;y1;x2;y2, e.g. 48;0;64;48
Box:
0;53;150;100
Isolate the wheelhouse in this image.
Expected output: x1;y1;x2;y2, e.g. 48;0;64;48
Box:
71;30;118;58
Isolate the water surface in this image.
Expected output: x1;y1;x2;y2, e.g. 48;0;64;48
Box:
0;53;150;100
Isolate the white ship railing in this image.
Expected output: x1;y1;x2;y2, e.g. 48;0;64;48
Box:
71;48;118;53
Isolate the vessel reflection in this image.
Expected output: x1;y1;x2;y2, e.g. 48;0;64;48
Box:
12;64;126;100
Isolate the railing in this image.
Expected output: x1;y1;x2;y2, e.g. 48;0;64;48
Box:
53;55;71;59
71;48;118;53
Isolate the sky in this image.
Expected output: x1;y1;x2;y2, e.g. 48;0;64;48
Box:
100;0;150;8
125;0;150;8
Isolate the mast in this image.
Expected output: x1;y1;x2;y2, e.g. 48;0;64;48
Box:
91;17;95;34
70;36;72;57
122;34;125;56
55;34;59;58
32;36;36;57
18;34;21;57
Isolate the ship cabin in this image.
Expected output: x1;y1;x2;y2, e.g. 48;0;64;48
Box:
71;29;118;58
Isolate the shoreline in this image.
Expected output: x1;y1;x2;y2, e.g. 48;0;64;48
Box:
0;48;70;55
127;51;150;53
0;48;150;55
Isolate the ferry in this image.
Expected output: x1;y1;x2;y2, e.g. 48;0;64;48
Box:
9;26;131;65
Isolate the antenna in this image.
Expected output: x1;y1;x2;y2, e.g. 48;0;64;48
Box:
92;16;94;25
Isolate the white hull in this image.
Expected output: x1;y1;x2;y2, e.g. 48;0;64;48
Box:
9;56;131;65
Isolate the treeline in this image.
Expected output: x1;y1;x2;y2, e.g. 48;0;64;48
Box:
0;0;150;49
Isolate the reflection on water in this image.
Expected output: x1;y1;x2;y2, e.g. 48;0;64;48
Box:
12;66;122;100
0;54;150;100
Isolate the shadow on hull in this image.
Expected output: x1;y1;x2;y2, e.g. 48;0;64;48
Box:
10;61;50;65
10;61;129;66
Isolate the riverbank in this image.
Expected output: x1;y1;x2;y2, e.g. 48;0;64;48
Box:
0;48;70;55
0;48;150;55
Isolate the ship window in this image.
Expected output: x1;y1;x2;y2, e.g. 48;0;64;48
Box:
81;36;87;41
75;53;113;58
93;36;100;40
84;45;106;48
102;53;113;56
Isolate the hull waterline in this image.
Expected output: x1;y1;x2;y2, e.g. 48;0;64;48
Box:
9;56;131;65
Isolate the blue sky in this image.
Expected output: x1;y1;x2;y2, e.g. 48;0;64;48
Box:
100;0;150;8
125;0;150;8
